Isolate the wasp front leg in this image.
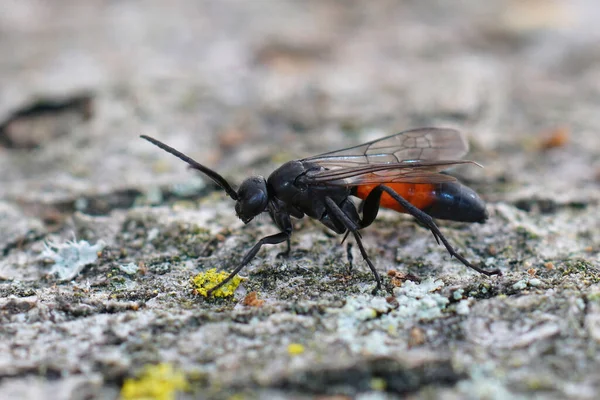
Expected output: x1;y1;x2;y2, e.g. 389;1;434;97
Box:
207;203;294;296
206;231;291;296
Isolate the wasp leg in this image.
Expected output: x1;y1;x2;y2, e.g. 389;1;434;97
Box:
340;229;361;244
358;185;438;245
276;238;291;258
346;242;354;272
361;185;501;276
338;229;357;272
324;197;383;294
207;231;290;296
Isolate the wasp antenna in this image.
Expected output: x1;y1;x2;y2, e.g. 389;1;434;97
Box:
140;135;239;200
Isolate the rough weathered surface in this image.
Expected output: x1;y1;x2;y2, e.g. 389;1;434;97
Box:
1;1;599;399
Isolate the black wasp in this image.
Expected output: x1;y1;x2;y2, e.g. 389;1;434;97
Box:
141;128;501;295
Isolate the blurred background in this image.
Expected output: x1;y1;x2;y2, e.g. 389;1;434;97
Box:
2;2;600;398
1;0;599;214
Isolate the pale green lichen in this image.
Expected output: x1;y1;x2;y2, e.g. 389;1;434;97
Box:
512;280;528;290
191;268;242;297
329;278;449;355
120;363;189;400
457;363;523;400
453;288;465;300
118;262;139;275
456;299;472;315
393;278;449;320
41;237;105;281
528;278;542;287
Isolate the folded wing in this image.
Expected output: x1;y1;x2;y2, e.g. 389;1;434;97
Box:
301;127;477;186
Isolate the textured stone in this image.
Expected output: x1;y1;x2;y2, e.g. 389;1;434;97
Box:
1;1;599;399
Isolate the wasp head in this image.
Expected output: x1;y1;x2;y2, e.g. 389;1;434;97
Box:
235;176;268;224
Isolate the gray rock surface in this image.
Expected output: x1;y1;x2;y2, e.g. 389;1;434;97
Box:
1;0;599;399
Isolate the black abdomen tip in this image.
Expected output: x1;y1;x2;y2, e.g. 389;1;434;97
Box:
423;182;488;223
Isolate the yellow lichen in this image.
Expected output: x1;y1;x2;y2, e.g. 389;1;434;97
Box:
120;363;188;400
191;268;242;297
287;343;305;356
370;377;387;391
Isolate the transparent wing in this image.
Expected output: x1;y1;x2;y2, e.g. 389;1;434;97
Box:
303;160;478;186
302;127;469;167
301;127;477;186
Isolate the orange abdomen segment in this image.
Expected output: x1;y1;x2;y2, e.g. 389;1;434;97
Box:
354;183;437;214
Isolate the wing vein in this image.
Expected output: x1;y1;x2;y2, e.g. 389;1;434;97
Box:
300;127;477;186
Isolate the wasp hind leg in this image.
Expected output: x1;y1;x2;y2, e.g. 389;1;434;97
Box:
360;185;502;277
324;197;383;295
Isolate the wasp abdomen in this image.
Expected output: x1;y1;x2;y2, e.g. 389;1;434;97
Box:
354;182;487;223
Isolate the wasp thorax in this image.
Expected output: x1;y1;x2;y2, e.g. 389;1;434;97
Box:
235;176;268;224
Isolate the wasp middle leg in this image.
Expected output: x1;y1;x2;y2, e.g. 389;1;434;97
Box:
324;197;383;294
276;238;292;259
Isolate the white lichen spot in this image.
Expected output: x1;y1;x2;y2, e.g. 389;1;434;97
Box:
336;295;391;323
360;330;391;357
330;295;395;354
364;296;392;315
356;391;389;400
456;299;472;315
457;363;524;400
453;288;465;300
528;278;542;287
147;228;160;242
41;238;105;281
119;262;139;275
393;278;449;320
512;280;527;290
328;278;450;355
